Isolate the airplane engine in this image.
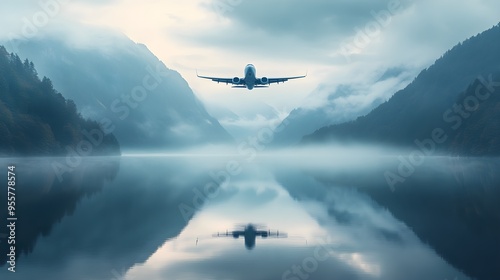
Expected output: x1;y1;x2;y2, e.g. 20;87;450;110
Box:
260;77;269;84
232;77;241;84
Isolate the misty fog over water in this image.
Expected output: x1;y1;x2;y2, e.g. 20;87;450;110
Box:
1;145;498;280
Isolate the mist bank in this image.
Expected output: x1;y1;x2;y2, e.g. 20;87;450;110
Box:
119;142;466;170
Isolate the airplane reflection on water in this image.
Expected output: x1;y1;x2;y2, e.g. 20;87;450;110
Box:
213;224;287;250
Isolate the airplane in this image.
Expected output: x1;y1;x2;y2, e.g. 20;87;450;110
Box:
197;64;306;90
213;223;287;250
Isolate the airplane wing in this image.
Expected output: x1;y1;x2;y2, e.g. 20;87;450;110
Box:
213;230;244;237
255;230;269;237
257;230;287;238
257;74;307;85
197;72;245;85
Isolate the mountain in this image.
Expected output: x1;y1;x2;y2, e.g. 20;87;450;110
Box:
0;46;120;156
272;67;416;146
272;106;332;146
303;23;500;155
5;27;232;150
448;77;500;155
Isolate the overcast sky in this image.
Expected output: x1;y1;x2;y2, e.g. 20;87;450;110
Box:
1;0;500;122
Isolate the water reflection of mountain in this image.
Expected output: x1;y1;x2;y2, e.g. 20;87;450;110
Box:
277;158;500;280
0;158;120;266
0;157;211;280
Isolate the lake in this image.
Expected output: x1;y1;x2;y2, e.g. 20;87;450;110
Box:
1;146;499;280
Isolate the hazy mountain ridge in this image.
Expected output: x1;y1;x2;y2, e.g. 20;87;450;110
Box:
0;46;120;156
303;23;500;155
5;28;232;150
272;67;416;146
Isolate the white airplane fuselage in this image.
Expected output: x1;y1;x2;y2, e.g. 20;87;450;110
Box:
243;64;257;90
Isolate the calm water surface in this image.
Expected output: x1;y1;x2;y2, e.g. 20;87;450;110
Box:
0;151;498;280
